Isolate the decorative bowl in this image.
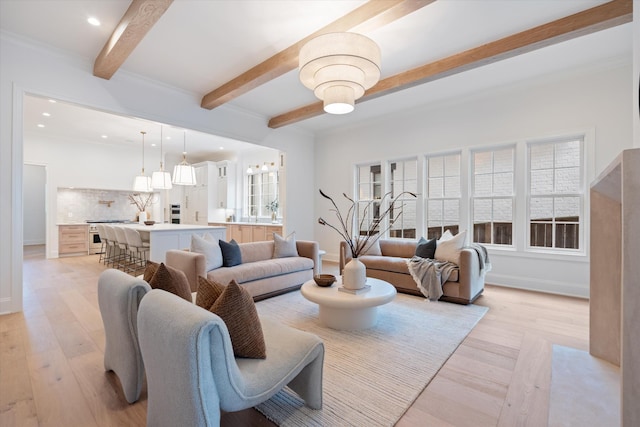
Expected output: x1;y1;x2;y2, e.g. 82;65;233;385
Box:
144;220;155;226
314;274;336;287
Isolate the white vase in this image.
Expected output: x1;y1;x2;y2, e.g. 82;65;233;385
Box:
138;211;147;224
343;258;367;290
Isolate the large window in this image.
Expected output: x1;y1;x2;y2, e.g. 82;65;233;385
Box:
528;138;583;250
472;147;515;245
389;159;417;239
426;153;460;239
356;163;382;236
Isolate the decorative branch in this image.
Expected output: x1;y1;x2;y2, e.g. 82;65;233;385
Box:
129;193;156;212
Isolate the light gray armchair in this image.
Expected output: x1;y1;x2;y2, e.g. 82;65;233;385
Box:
137;289;324;427
97;268;151;403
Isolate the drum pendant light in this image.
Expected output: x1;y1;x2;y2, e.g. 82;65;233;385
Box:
151;125;173;189
133;131;153;192
172;131;197;186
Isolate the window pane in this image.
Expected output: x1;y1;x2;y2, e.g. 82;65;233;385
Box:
359;167;370;183
493;198;512;222
405;160;417;179
530;197;553;221
493;172;513;195
530;143;554;170
474;174;492;196
405;179;418;193
473;199;492;222
555;167;580;193
443;199;459;222
359;183;371;199
555;140;580;168
555;196;580;219
493;148;513;172
429;157;444;177
474;151;492;174
493;223;512;245
444;176;460;197
444;154;460;176
531;223;553;247
428;200;443;221
555;223;579;249
429;177;443;198
531;169;553;194
473;223;491;243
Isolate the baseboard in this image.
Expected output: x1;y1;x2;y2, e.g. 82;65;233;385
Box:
486;272;589;299
0;296;18;315
23;240;45;246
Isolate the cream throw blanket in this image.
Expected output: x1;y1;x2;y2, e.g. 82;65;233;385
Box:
407;257;458;301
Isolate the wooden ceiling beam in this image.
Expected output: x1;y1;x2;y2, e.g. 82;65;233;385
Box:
93;0;173;80
268;0;632;129
200;0;435;110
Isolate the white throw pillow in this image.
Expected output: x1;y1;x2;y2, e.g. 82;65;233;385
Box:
273;232;298;258
435;230;467;265
438;229;454;243
191;234;223;271
356;237;382;256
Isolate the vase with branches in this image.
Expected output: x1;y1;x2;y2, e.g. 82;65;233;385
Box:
318;188;417;289
129;193;156;221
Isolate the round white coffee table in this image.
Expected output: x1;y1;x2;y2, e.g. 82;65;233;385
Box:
300;277;396;330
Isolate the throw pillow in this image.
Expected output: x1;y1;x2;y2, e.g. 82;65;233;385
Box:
209;280;266;359
191;234;223;271
219;239;242;267
438;229;454;243
357;237;382;256
195;276;225;309
147;262;193;302
143;260;160;283
415;237;436;259
273;232;299;258
435;230;467;265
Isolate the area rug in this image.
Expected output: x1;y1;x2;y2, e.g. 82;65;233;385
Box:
254;291;488;426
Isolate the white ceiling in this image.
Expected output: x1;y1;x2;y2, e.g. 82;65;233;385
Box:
1;0;632;156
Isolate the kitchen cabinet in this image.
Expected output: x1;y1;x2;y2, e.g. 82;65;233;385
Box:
216;161;236;209
210;222;282;243
58;224;89;256
183;161;216;225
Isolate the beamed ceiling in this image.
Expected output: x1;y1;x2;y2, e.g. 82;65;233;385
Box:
1;0;633;143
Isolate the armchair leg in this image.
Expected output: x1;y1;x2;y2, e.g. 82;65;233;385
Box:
286;345;324;409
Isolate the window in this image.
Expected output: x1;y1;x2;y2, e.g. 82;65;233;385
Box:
389;159;417;239
528;138;583;250
356;163;382;236
246;170;278;217
472;147;515;245
426;153;461;240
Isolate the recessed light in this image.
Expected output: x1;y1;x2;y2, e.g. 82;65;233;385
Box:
219;147;224;150
48;99;56;103
42;112;51;117
37;124;45;128
101;135;108;139
87;17;101;26
151;143;157;147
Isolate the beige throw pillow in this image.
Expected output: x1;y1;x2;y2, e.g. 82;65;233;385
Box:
435;230;467;265
357;237;382;256
273;232;298;258
191;234;223;271
209;280;266;359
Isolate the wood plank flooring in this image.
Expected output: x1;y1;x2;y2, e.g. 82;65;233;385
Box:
1;246;589;426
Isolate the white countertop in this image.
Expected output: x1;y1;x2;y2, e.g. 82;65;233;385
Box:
124;223;225;232
209;221;282;226
57;223;90;226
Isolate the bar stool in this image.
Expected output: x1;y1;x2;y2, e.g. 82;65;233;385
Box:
103;225;119;267
96;224;108;264
124;227;150;274
113;226;131;271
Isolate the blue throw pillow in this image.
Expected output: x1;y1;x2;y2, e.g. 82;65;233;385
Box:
415;237;436;259
219;239;242;267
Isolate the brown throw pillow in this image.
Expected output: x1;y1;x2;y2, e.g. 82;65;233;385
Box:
209;280;266;359
195;276;225;309
148;263;193;303
143;260;160;283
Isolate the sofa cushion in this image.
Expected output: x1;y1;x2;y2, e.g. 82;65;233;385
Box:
435;230;467;265
379;239;418;258
415;237;436;259
209;280;266;359
273;232;299;258
219;239;242;267
207;257;314;285
361;254;459;282
148;263;193;302
195;276;225;309
191;234;223;271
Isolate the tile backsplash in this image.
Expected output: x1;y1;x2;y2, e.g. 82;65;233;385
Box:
57;188;158;223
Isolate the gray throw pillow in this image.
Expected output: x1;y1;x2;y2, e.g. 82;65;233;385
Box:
415;237;436;259
273;232;298;258
219;239;242;267
191;234;223;271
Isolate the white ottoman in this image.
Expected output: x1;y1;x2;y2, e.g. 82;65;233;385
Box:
301;277;396;330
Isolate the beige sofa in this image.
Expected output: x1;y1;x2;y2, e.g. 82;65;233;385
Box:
339;239;485;304
166;240;319;301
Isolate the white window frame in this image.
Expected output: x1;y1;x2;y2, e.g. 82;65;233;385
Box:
387;157;419;240
470;145;516;247
526;135;585;253
424;151;462;240
355;162;383;238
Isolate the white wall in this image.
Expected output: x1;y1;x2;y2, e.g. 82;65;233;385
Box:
23;164;46;245
315;61;633;298
0;34;315;314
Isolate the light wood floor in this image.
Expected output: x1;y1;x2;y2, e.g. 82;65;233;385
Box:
1;245;589;426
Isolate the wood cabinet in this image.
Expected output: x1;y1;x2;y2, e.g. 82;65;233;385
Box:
58;224;88;256
209;223;283;243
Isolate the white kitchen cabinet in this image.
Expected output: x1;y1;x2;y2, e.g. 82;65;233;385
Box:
182;161;217;225
216;161;236;209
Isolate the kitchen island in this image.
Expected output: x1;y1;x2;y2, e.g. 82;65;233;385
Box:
124;223;226;262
